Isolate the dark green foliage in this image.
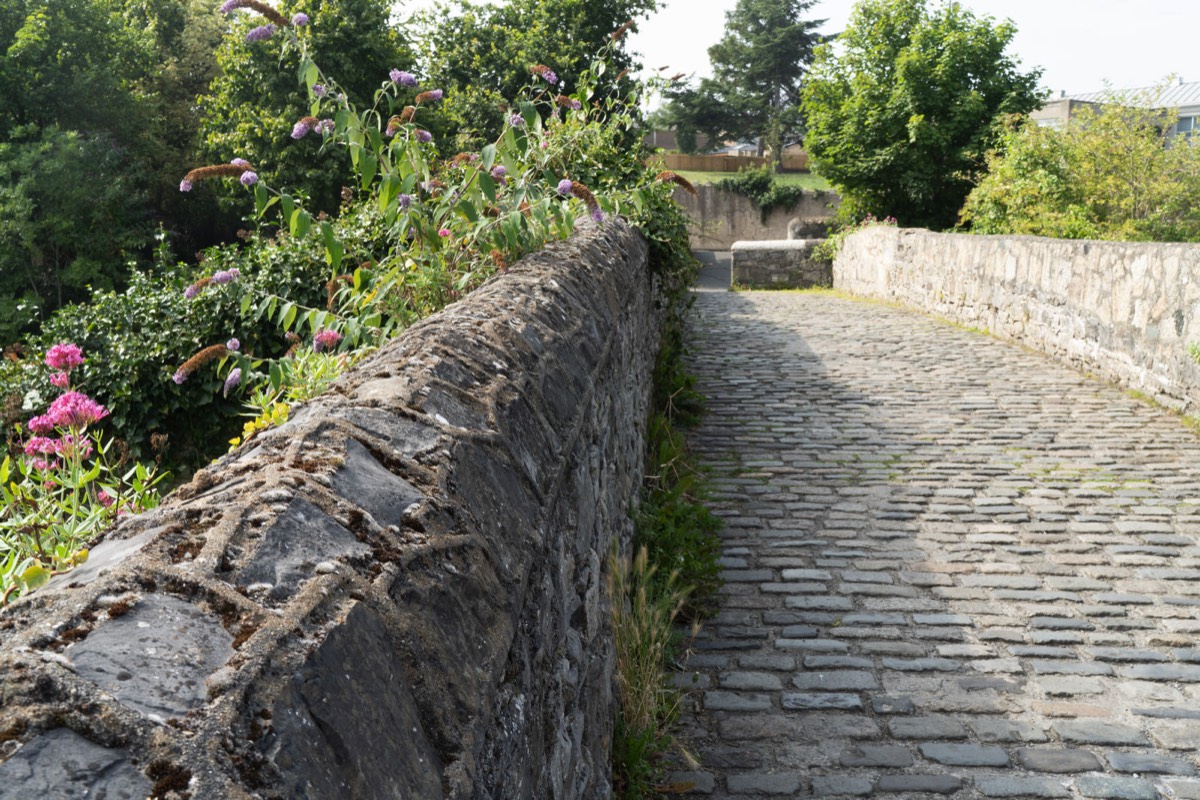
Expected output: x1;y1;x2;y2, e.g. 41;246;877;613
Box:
662;0;824;165
0;207;381;472
802;0;1042;229
717;164;812;216
961;91;1200;242
0;126;151;344
410;0;657;145
198;0;412;216
635;321;722;621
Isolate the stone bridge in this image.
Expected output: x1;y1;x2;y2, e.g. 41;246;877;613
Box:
673;233;1200;798
2;221;1200;798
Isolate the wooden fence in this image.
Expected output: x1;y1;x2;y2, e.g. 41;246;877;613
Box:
657;152;810;173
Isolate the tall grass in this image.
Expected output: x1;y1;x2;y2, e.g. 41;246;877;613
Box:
609;545;696;799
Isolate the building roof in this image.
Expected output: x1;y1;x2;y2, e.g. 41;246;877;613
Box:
1068;79;1200;108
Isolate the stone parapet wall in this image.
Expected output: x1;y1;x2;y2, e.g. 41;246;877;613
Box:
673;185;839;250
0;221;660;799
836;226;1200;412
731;240;832;289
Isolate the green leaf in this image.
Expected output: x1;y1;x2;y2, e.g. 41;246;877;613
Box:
0;456;8;484
360;152;378;190
292;209;312;239
20;564;50;590
457;200;479;223
481;144;497;170
240;292;252;317
280;302;297;331
479;172;497;203
281;194;295;222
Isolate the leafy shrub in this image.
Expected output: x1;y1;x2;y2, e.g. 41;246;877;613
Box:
717;164;812;217
1;344;163;604
961;86;1200;242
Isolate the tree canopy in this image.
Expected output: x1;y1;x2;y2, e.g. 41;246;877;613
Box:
410;0;658;145
801;0;1043;229
962;88;1200;242
696;0;824;164
198;0;411;215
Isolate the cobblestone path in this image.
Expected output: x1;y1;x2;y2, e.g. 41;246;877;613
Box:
676;289;1200;799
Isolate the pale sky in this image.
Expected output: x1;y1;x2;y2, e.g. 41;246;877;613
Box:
628;0;1198;98
398;1;1199;100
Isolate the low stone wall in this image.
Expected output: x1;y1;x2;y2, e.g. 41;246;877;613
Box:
836;226;1200;412
0;221;661;799
731;240;831;289
673;185;839;250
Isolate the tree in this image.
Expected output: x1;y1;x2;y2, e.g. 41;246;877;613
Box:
410;0;659;145
700;0;824;166
0;126;151;343
961;86;1200;242
801;0;1042;229
198;0;411;216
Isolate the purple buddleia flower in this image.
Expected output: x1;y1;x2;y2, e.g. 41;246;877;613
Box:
213;270;234;284
541;68;558;85
292;12;309;26
398;194;412;210
226;338;240;352
173;370;187;385
223;368;242;397
557;179;573;196
426;89;443;100
231;158;251;168
415;129;432;143
569;99;582;110
291;119;313;139
240;171;259;186
490;165;507;179
312;83;327;97
180;179;193;192
316;119;335;134
246;24;276;42
229;268;241;279
218;0;238;12
390;69;417;87
509;113;525;127
591;206;605;223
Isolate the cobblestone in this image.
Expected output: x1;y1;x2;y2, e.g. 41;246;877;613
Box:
677;289;1200;797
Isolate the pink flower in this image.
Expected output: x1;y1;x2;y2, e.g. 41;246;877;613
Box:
45;391;109;429
49;372;70;389
313;329;343;353
23;436;58;456
97;490;114;508
438;228;451;237
226;338;240;351
56;434;93;459
45;343;84;371
28;415;56;435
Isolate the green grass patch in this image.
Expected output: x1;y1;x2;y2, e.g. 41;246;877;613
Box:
676;169;831;191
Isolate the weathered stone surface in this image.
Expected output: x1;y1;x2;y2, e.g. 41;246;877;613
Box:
731;240;831;289
69;593;233;720
265;604;444;799
330;438;423;527
1016;748;1104;772
835;226;1200;412
235;496;371;600
0;728;151;800
976;776;1073;798
674;185;837;250
0;221;658;800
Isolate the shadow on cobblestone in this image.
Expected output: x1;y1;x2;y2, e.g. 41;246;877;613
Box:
672;289;1200;799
